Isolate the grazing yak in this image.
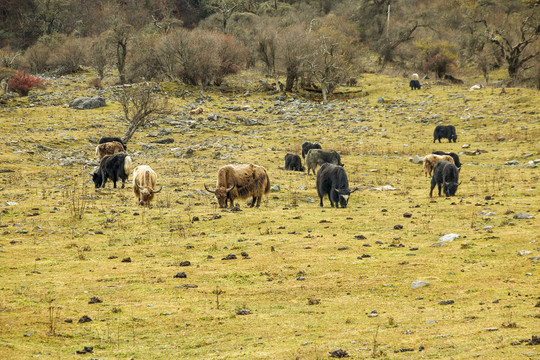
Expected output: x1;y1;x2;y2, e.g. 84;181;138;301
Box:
306;149;343;175
301;141;322;159
95;141;125;159
316;163;356;208
205;164;270;208
92;153;132;189
430;160;460;197
99;136;127;150
432;150;461;169
284;153;304;172
423;154;455;177
433;125;457;143
409;73;421;90
132;165;162;206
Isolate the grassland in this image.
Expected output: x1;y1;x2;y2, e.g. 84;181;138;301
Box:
0;71;538;359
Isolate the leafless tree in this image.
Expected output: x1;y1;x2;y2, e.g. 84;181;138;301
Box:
306;35;348;103
256;17;280;90
119;84;172;144
106;22;133;84
279;24;312;92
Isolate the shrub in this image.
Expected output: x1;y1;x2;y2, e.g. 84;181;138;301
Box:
49;37;88;74
8;71;45;96
25;43;50;73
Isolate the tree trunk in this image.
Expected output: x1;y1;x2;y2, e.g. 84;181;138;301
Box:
117;42;127;84
321;85;328;103
285;69;295;92
121;122;138;144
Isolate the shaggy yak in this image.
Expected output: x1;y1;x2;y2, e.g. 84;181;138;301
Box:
316;163;356;208
205;164;270;208
284;153;304;172
433;125;457;143
301;141;322;159
432;151;461;169
92;153;132;188
423;154;455;177
410;73;421;90
99;136;127;150
306;149;343;175
132;165;162;206
95;141;125;159
430;160;460;197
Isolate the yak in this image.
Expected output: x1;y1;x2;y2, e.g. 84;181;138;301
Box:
92;153;132;189
432;150;461;169
301;141;322;159
284;153;304;172
99;136;127;150
132;165;162;206
423;154;455;177
306;149;343;175
205;164;270;208
95;141;125;159
433;125;457;143
316;163;356;208
430;160;460;197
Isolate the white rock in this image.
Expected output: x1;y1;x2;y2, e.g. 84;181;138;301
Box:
412;281;430;289
439;233;460;242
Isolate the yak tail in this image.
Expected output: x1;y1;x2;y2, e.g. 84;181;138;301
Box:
264;172;271;194
95;145;100;158
124;156;133;177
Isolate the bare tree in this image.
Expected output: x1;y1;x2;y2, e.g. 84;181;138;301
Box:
106;22;133;84
307;35;348;103
89;35;110;80
119;84;172;144
279;24;312;92
256;17;280;90
481;15;540;82
204;0;241;32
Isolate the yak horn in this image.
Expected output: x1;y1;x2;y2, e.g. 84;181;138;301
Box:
135;180;142;190
349;187;357;193
458;181;462;185
226;184;236;193
152;186;163;194
204;184;215;194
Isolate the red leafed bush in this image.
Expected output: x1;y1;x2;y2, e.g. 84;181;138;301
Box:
8;71;45;96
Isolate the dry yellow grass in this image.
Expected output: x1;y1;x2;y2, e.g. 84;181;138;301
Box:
0;72;538;359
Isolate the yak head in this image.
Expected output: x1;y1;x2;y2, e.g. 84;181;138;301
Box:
333;188;357;208
92;171;102;188
205;184;235;208
135;181;162;206
443;181;459;197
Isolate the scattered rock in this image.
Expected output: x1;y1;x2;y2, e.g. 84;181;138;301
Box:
24;331;36;337
394;224;403;230
513;213;534;219
78;315;92;323
439;233;460;242
526;161;538;168
236;309;251;315
121;257;131;263
367;310;378;317
151;138;174;144
179;261;191;266
270;184;280;192
75;346;94;354
173;272;187;278
439;300;455;305
505;160;519;165
329;349;350;358
403;212;412;218
354;235;366;240
518;250;532;256
412;281;430;289
69;96;106;110
486;327;499;332
222;254;237;260
410;155;424;164
88;296;102;304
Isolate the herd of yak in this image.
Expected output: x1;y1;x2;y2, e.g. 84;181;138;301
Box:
91;124;461;209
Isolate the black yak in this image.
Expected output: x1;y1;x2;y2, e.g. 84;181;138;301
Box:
430;160;460;197
316;163;355;208
92;153;132;189
284;153;304;172
301;141;322;159
433;125;457;143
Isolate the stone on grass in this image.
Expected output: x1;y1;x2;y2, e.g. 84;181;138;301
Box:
439;233;460;242
513;213;534;219
412;281;430;289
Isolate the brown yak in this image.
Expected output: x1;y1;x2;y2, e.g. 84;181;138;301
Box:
132;165;162;206
205;164;270;208
423;154;455;177
95;141;126;159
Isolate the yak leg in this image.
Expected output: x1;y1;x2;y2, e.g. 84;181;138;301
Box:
255;196;262;208
319;196;324;207
429;179;436;197
437;183;442;196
